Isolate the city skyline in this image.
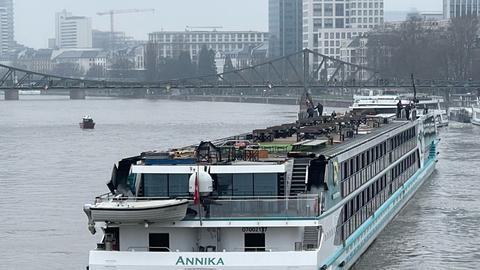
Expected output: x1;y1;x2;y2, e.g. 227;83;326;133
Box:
15;0;443;49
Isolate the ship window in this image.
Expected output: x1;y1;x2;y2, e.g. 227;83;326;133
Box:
254;174;278;196
353;197;358;213
143;174;168;197
169;174;189;196
149;233;170;252
355;156;360;172
350;159;354;175
233;174;254;196
143;174;189;197
217;174;233;196
245;233;265;252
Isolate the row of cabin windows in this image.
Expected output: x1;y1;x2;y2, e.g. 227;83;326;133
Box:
340;128;418;196
391;152;417;181
341;141;388;181
341;174;389;241
142;173;279;198
339;152;419;241
390;127;416;150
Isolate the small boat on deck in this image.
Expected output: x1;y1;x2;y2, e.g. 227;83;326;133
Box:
80;116;95;129
84;199;189;225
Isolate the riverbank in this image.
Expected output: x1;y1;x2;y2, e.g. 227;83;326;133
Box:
150;94;352;107
39;90;353;107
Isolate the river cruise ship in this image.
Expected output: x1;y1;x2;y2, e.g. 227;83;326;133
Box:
84;96;439;270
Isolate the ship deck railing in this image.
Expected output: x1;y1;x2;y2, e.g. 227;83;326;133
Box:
185;195;322;220
95;194;323;220
124;246;285;252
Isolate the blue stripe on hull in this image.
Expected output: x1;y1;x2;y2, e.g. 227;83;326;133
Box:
322;155;437;270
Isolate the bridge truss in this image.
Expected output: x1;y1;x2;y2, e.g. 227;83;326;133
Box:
0;49;479;93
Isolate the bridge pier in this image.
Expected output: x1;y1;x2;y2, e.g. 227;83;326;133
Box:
4;89;19;100
70;89;86;100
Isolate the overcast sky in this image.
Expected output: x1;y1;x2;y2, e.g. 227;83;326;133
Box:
15;0;442;49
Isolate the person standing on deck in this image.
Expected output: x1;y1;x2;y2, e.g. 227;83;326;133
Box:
316;102;324;117
405;103;411;120
410;101;417;120
307;107;315;118
396;100;403;118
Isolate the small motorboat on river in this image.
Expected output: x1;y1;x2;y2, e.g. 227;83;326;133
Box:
80;116;95;129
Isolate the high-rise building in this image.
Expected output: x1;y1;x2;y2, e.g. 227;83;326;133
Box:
303;0;383;78
443;0;480;19
55;10;92;49
0;0;14;58
268;0;303;57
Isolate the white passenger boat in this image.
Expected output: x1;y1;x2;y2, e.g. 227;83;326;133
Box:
448;93;479;123
471;106;480;126
350;94;448;127
84;93;439;270
417;97;449;127
349;94;409;115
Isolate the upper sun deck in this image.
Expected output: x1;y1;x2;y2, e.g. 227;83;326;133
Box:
141;112;410;167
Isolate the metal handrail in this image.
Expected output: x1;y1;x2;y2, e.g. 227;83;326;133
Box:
93;194;324;217
125;246;283;252
95;194;321;202
127;246;173;252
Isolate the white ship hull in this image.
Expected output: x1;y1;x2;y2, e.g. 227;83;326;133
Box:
89;250;319;270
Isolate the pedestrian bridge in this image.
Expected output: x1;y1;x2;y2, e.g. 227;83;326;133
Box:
0;49;476;100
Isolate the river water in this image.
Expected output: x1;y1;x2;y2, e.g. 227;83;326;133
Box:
0;95;478;270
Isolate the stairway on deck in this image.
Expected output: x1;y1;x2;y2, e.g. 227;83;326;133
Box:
302;226;321;250
290;158;310;196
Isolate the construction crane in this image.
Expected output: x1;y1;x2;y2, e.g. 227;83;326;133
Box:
97;9;155;34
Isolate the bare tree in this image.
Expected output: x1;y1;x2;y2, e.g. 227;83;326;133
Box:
447;16;479;80
367;15;478;82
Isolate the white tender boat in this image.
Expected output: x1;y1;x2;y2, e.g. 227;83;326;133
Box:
84;199;189;224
